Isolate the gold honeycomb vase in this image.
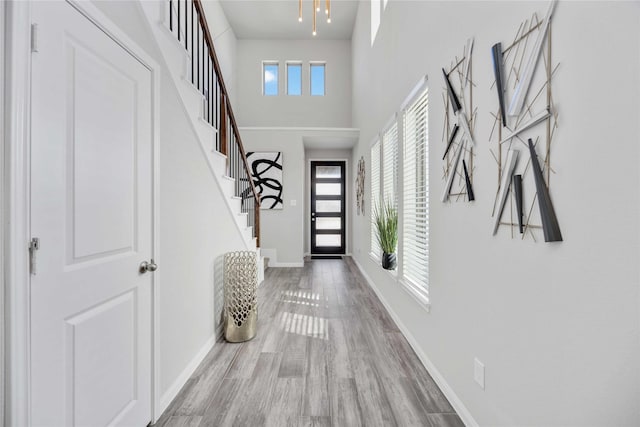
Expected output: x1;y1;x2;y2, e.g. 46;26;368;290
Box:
223;251;258;342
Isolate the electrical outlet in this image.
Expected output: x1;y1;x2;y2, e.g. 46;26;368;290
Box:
474;358;485;390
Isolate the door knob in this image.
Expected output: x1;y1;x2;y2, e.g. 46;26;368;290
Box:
139;259;158;274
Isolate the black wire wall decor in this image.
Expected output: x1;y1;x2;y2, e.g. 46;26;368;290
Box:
246;152;284;210
356;156;365;216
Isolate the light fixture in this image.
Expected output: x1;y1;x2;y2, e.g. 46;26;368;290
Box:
312;0;317;35
298;0;331;35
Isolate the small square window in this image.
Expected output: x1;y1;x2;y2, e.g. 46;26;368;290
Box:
310;63;325;96
263;62;278;96
287;63;302;96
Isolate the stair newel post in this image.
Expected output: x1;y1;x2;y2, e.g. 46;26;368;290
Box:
255;196;261;247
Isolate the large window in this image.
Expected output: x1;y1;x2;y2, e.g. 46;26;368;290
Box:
286;62;302;96
310;63;325;96
262;61;326;96
370;120;398;260
382;121;398;209
370;140;381;258
369;79;429;306
263;62;278;96
402;87;429;302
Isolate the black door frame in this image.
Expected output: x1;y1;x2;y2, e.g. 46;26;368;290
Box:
310;161;346;255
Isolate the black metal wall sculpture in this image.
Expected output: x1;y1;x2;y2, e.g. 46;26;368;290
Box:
442;38;476;204
513;174;524;234
442;124;459;160
491;43;507;127
442;68;462;114
489;1;561;242
528;140;562;242
462;160;475;202
492;150;519;235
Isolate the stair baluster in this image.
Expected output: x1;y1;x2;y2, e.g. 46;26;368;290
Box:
167;0;261;247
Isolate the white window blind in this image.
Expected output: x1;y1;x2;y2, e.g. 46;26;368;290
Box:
382;121;398;208
370;140;381;258
402;87;429;298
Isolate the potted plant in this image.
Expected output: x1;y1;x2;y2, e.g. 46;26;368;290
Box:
374;199;398;270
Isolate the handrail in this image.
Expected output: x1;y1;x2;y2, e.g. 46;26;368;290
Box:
191;0;260;206
170;0;260;247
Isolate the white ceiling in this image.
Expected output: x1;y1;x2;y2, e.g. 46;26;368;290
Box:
217;0;361;40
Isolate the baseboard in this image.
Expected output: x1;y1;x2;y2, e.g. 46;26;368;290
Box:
269;262;304;268
351;257;479;427
260;248;277;265
258;250;304;268
215;323;225;342
156;334;217;420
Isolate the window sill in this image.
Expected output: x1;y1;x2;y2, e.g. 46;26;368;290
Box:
384;267;398;279
369;253;398;277
399;279;431;312
369;253;427;311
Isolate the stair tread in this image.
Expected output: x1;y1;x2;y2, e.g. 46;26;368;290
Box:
150;5;256;252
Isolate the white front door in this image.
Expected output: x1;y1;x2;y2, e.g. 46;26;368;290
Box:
30;2;153;426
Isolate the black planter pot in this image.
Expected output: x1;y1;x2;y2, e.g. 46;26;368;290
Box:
381;252;397;270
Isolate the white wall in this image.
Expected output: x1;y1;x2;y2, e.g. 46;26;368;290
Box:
235;38;355;264
304;148;354;255
351;1;640;426
156;75;247;394
0;1;5;422
91;0;247;413
200;0;238;105
236;39;352;127
241;128;358;265
240;129;305;266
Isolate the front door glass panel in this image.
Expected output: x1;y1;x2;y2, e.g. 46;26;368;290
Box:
310;161;346;254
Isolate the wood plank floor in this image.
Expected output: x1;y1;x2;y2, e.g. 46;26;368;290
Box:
154;257;463;427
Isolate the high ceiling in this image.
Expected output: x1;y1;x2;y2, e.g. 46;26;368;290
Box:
218;0;361;40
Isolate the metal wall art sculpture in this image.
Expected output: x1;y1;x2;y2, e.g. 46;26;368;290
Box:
247;151;284;210
442;38;476;203
489;0;562;242
356;156;366;215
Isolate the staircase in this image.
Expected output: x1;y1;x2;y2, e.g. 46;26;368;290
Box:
139;0;264;281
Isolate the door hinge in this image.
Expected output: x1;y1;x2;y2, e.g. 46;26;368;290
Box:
31;24;38;52
29;237;40;275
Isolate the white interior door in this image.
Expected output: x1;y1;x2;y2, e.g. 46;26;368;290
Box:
30;2;153;426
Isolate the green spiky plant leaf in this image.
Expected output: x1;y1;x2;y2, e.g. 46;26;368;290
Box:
373;198;398;254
